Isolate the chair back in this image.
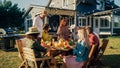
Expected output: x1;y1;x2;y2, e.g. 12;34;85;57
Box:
97;38;109;60
22;47;52;68
16;39;24;60
22;47;38;68
84;44;98;67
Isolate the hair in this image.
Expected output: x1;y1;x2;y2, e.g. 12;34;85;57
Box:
78;27;90;49
43;23;50;30
86;26;93;33
59;18;68;27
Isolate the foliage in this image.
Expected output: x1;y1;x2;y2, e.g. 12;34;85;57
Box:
0;0;25;29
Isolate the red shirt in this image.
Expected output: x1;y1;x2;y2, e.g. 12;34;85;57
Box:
88;33;99;46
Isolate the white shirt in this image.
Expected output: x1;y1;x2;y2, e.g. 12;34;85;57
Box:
32;15;43;38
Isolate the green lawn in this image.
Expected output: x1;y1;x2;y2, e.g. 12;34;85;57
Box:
100;37;120;68
0;36;120;68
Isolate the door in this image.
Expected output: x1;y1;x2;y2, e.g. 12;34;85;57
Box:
94;17;100;34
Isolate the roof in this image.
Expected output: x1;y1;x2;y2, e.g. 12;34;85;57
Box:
22;4;76;19
92;8;120;16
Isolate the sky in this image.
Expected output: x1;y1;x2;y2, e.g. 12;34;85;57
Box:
5;0;120;10
6;0;49;9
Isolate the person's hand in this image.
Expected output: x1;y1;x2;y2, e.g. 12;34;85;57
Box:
46;46;52;51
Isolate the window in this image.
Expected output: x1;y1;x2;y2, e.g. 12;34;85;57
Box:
78;18;82;26
62;0;68;8
82;19;86;26
78;17;87;26
100;17;110;28
95;18;99;28
27;19;32;27
114;16;120;28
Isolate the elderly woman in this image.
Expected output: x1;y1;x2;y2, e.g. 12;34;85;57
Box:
24;27;50;68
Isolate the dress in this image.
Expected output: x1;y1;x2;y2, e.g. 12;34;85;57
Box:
63;56;85;68
57;26;71;40
33;15;43;38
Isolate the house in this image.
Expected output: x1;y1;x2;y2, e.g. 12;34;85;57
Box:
76;0;120;35
22;0;76;32
23;0;120;35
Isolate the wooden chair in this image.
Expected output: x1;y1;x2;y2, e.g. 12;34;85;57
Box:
16;39;26;68
22;47;52;68
84;45;98;68
16;39;52;68
96;38;109;61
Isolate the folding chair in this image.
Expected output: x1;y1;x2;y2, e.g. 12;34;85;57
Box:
96;38;109;61
84;45;98;68
22;47;52;68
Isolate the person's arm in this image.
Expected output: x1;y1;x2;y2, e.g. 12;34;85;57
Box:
33;41;47;53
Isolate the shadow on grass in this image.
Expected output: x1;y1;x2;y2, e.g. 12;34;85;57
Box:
99;54;120;68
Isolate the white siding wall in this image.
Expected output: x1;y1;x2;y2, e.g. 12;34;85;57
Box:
49;0;75;10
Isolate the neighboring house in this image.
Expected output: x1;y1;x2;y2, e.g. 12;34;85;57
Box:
76;0;120;35
23;0;120;35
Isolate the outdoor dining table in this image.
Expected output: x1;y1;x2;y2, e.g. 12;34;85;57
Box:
47;46;74;57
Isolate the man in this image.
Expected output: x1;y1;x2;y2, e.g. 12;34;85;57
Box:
32;10;47;43
86;26;99;63
86;26;99;46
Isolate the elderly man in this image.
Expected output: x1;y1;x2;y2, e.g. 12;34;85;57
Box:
32;10;47;43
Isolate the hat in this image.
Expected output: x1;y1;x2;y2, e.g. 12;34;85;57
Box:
26;27;39;35
35;11;41;16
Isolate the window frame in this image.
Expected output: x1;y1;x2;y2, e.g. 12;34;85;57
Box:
99;16;110;28
62;0;68;8
113;16;120;28
78;17;87;27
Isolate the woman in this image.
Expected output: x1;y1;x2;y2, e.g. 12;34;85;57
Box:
73;27;90;68
63;27;90;68
24;27;50;68
57;18;71;41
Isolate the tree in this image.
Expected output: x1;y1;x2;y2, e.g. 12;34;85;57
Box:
0;0;25;29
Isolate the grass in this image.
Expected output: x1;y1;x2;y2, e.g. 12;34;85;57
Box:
100;37;120;68
0;49;21;68
0;37;120;68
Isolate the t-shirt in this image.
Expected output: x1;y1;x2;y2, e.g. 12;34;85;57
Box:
33;15;43;38
42;30;51;41
89;33;99;46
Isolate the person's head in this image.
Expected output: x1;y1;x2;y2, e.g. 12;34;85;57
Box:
78;27;90;49
59;18;67;27
25;27;40;39
64;17;69;22
43;23;50;31
74;26;79;33
39;10;47;19
77;27;89;41
78;27;85;40
86;26;93;34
